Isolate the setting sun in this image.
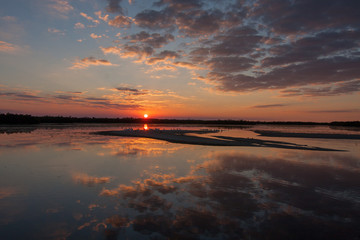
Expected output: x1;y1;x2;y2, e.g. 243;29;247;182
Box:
144;114;148;118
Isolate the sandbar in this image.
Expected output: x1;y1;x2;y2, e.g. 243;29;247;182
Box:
94;129;343;151
254;130;360;139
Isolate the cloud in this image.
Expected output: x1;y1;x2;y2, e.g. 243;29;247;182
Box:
206;56;256;73
100;46;122;55
74;22;85;29
106;0;124;14
94;11;109;22
262;30;360;68
90;33;102;39
125;31;175;48
48;28;65;35
172;61;202;69
70;57;117;69
0;41;22;54
80;12;100;25
92;0;360;96
101;45;154;60
108;15;132;28
252;104;286;108
0;90;47;102
281;80;360;97
249;0;360;34
134;9;175;30
115;87;140;92
146;50;180;64
47;0;73;18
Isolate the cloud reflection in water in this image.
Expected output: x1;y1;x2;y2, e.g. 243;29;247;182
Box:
96;150;360;239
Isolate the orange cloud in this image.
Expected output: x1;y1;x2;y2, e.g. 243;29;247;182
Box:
70;57;117;69
0;41;22;54
80;12;100;24
94;11;109;22
90;33;102;39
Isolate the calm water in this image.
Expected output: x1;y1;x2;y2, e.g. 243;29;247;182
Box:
0;124;359;240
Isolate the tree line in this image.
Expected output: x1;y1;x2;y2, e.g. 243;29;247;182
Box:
0;113;359;127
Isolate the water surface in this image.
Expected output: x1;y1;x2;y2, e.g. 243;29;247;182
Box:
0;124;359;239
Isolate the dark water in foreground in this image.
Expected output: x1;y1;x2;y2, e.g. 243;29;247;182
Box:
0;124;359;240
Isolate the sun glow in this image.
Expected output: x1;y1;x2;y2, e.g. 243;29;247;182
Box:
143;124;148;130
144;114;148;118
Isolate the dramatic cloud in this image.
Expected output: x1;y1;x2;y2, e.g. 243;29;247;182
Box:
70;57;116;69
281;80;360;97
94;0;359;95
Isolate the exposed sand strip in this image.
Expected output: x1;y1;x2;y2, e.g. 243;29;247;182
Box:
95;129;343;151
254;130;360;139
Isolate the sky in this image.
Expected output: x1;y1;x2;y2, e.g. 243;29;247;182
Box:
0;0;359;121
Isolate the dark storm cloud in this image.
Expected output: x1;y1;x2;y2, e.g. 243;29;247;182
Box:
106;0;124;14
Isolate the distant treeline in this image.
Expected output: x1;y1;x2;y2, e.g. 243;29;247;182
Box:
0;113;359;127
